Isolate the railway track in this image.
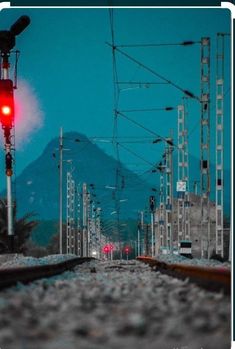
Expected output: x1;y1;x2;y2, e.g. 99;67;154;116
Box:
0;255;230;295
0;257;94;290
137;256;231;294
0;258;230;349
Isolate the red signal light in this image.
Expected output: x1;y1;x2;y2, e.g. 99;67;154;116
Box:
0;79;14;129
2;105;11;115
103;245;110;254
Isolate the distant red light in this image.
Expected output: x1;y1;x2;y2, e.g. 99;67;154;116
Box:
103;245;110;254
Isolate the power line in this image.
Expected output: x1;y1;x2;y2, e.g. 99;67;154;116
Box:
119;107;175;113
106;42;199;100
116;41;201;48
117;142;156;167
117;110;177;148
117;81;168;85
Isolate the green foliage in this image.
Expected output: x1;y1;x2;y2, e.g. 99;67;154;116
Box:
0;198;38;253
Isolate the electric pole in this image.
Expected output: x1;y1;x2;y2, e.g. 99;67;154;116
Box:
200;37;211;259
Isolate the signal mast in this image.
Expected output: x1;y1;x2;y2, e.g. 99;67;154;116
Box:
0;16;30;251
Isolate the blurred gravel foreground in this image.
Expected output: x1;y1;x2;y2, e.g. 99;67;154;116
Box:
0;260;230;349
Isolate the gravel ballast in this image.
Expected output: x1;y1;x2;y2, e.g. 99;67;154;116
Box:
0;259;230;349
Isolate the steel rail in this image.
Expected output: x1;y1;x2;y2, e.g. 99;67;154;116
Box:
137;256;230;295
0;257;94;291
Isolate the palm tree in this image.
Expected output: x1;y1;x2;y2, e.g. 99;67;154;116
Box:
0;198;38;253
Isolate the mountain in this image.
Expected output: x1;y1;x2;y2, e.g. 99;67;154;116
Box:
11;132;154;221
1;131;231;223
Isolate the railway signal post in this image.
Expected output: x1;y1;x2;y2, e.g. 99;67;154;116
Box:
0;16;30;251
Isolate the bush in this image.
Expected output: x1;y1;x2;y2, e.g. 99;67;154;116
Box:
22;240;48;258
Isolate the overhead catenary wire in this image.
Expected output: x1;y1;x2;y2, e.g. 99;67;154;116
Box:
117;142;156;168
106;42;199;101
115;40;201;48
116;110;177;148
119;107;175;113
117;81;169;85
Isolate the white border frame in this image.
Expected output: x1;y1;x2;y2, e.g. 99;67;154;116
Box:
0;1;234;347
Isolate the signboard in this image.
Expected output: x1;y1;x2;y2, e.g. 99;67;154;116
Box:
177;180;186;192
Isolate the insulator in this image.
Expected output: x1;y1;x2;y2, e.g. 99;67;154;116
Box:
181;41;195;46
184;90;195;98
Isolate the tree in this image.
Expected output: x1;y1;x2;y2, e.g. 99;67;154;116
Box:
0;198;38;253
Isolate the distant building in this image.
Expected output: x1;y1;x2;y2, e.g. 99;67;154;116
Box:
155;193;230;259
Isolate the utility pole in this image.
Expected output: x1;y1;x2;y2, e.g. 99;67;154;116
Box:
193;181;199;195
77;183;81;257
140;210;144;256
215;33;227;258
157;163;166;255
87;191;91;257
66;170;75;254
165;135;174;254
66;172;71;254
137;217;141;257
82;183;88;257
149;196;155;257
90;199;96;256
177;102;190;250
59;127;63;254
96;207;102;259
200;37;211;259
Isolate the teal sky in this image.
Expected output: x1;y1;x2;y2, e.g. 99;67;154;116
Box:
0;7;231;191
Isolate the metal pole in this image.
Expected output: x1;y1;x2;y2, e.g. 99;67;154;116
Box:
70;177;75;254
200;37;211;259
140;210;144;255
59;127;63;254
165;136;174;254
82;183;88;257
215;33;226;258
137;226;140;257
77;183;81;257
66;171;71;254
151;212;154;257
2;57;14;244
96;207;101;259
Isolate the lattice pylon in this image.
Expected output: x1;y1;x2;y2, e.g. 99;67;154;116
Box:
215;33;225;257
66;172;71;254
76;184;81;256
165;137;174;253
177;102;191;248
158;167;166;254
200;37;211;258
82;183;88;257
